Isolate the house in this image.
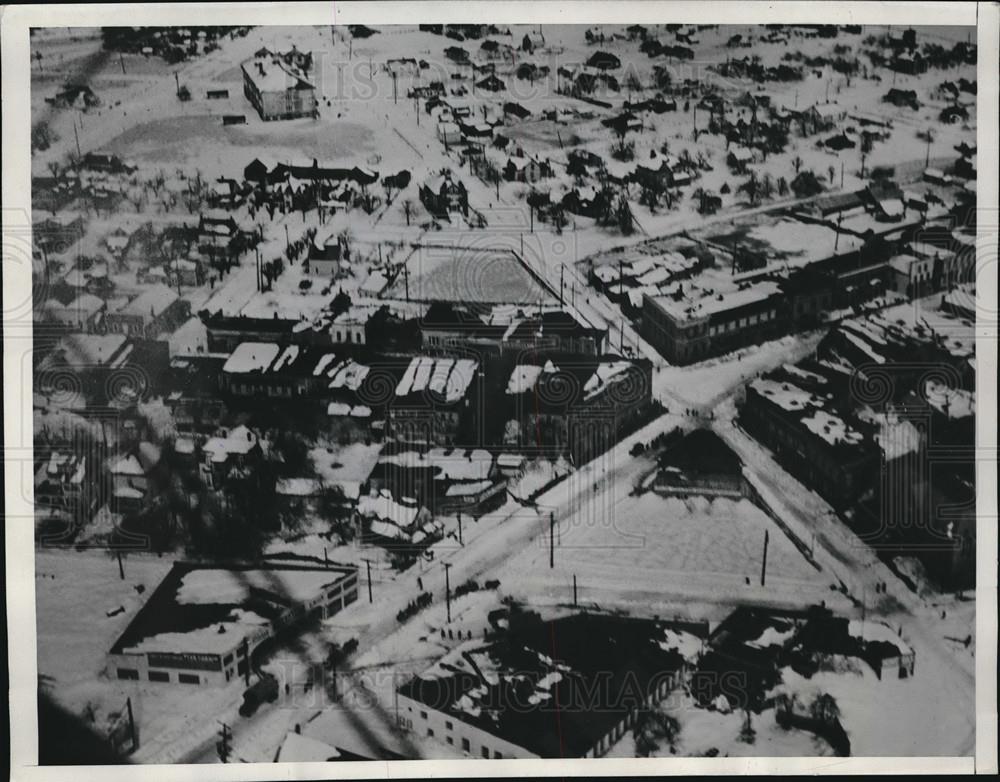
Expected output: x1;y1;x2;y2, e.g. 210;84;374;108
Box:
355;489;433;548
38;293;106;332
474;74;505;93
436;121;462;145
80;152;136;175
46;83;100;110
635;150;682;191
419;171;469;220
105;284;190;339
34;450;104;534
241;52;316;121
306;234;349;276
883;89;919;110
109;441;164;508
201;424;264;489
503;154;552;184
726;146;755;173
198;211;242;249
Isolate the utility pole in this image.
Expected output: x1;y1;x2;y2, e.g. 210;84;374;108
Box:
119;52;126;75
549;512;555;569
760;529;769;587
457;512;463;546
242;638;250;686
116;551;125;580
73;121;82;159
560;264;564;306
126;697;137;750
174;71;179;96
362;558;373;602
573;574;578;606
840;160;845;189
925;129;932;167
392;71;398;104
443;562;452;623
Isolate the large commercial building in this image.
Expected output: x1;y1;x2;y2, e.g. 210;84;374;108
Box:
241;52;317;121
108;561;357;687
396;612;693;759
641;282;785;365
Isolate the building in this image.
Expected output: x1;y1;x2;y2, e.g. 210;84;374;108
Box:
500;353;653;463
740;373;880;505
306;234;349;277
105;284;190;339
641;282;784;365
503;154;552;184
887;253;933;298
108;562;357;687
241;52;317;120
389;356;481;446
200;424;263;489
109;441;164;510
397;611;691;758
419;171;469;220
35;333;150;407
37;294;106;332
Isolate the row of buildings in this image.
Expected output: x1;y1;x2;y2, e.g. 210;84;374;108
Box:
639;174;975;365
738;299;975;588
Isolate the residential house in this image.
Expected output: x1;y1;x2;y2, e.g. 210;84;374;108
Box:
419;171;469;220
105;284;190;339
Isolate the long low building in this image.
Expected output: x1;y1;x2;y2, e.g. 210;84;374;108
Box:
108;561;357;687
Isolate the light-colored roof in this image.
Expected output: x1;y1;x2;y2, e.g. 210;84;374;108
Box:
117;284;179;319
223;342;281;374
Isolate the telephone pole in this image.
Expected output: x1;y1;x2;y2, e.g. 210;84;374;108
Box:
549;512;555;569
457;512;463;546
760;529;769;587
116;550;125;580
443;562;452;623
362;558;373;602
573;574;578;606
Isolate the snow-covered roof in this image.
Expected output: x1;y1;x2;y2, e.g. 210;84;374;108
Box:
276;732;341;762
222;342;281;374
358;489;422;529
276;477;323;497
923;379;974;420
203;425;259;460
117;284;178;318
395;357;478;403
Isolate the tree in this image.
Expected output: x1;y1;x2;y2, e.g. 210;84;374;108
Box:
402;199;414;226
792;155;804;174
777;176;789;196
739;171;760;205
616;194;635;234
828;164;837;184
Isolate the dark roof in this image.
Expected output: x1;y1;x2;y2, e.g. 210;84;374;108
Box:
398;613;689;757
109;561;355;655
